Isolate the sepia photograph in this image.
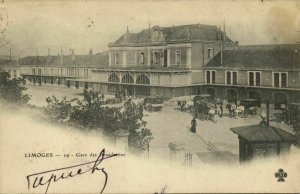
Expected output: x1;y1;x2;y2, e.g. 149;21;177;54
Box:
0;0;300;193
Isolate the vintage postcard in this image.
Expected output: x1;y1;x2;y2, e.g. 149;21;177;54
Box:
1;0;300;193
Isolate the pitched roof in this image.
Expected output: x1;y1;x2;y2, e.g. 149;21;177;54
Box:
2;52;109;68
112;24;233;46
230;124;296;142
205;44;300;70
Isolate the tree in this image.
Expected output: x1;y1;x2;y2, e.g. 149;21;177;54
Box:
45;96;76;122
44;90;153;150
0;71;30;104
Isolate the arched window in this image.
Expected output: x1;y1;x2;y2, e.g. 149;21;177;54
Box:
121;73;134;83
136;74;150;85
108;73;120;83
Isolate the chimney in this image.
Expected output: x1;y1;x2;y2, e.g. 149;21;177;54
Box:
71;49;75;62
223;23;226;41
124;26;130;42
89;48;93;55
9;48;12;61
60;48;63;65
220;23;226;65
220;37;223;65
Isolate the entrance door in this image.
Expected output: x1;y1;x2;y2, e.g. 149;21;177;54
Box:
249;91;261;100
136;86;150;96
274;93;287;110
227;89;237;104
75;81;79;89
206;88;216;101
84;82;88;89
121;86;133;96
67;80;71;88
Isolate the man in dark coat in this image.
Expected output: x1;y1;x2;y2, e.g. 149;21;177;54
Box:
220;105;223;117
191;117;197;133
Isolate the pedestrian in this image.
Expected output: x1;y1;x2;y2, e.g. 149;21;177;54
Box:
226;103;232;117
231;103;237;118
191;117;197;133
220;105;223;117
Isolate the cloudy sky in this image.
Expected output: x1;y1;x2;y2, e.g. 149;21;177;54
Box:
0;0;299;57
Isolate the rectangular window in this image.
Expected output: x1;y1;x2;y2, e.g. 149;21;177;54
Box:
175;50;181;65
249;72;254;86
75;68;79;77
32;69;36;75
256;72;260;86
206;70;216;84
226;71;231;84
140;52;145;64
226;71;238;85
232;72;237;85
154;51;159;64
274;73;280;87
208;48;213;59
281;73;287;88
38;69;41;75
84;69;89;78
212;71;216;84
206;71;210;83
248;71;261;86
114;52;119;65
273;72;288;88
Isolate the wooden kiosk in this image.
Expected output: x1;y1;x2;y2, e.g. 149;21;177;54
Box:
231;123;296;162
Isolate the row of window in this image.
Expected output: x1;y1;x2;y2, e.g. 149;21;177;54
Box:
113;50;183;66
205;70;288;88
31;68;87;77
113;47;214;66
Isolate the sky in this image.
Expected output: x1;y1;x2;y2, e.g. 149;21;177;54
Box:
0;0;300;57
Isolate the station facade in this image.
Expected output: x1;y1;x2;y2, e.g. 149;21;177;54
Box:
1;24;300;105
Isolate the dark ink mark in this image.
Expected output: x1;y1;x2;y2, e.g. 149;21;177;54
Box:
154;184;168;194
26;148;118;194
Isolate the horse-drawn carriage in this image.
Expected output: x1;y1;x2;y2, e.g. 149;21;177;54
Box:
239;98;261;115
172;95;195;112
143;97;164;112
193;94;218;122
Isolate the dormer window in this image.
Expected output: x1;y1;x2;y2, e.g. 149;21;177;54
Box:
154;30;159;37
